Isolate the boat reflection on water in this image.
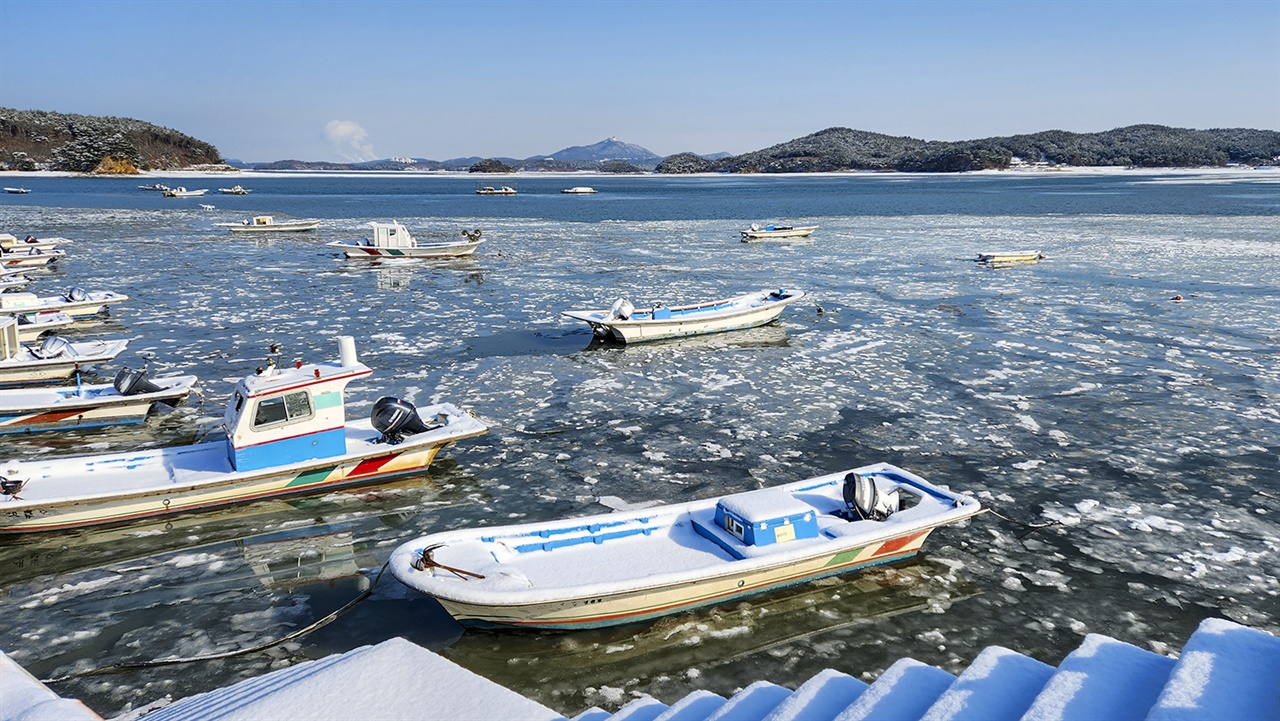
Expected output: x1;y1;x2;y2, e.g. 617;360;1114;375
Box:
441;557;979;707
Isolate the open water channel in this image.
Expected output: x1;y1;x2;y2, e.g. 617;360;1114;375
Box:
0;170;1276;716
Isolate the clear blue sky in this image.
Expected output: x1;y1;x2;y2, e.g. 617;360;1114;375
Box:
1;0;1276;162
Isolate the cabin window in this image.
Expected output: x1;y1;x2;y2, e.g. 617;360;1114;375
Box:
253;391;313;429
724;515;745;540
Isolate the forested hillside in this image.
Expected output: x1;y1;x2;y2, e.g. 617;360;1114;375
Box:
0;108;222;173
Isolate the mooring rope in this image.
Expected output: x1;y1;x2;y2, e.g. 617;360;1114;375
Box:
42;562;392;685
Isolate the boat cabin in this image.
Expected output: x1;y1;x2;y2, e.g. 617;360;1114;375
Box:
221;337;372;472
366;221;415;249
250;216;278;226
1;317;19;359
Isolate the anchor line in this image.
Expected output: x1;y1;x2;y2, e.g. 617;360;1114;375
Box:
41;562;392;685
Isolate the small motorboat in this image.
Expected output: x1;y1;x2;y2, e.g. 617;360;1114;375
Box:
561;187;598;194
976;251;1046;267
562;288;805;344
388;462;982;629
0;246;65;268
138;183;170;192
0;335;488;534
740;223;818;241
3;188;31;195
0;271;31;292
0;233;73;252
329;222;484;259
0;317;129;387
9;312;75;343
475;186;517;195
0;288;129;318
218;185;252;195
216;215;321;233
163;186;210;197
0;366;197;435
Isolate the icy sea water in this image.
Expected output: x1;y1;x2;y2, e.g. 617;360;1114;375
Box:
0;171;1277;716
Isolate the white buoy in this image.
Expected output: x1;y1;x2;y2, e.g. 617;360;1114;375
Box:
338;335;358;367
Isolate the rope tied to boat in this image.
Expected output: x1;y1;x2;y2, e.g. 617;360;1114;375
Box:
412;543;485;580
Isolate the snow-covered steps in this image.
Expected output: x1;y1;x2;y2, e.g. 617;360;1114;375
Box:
833;658;955;720
608;696;671;721
0;651;100;721
920;646;1055;721
1146;618;1280;721
704;681;793;721
760;669;868;721
1021;634;1176;721
653;690;726;721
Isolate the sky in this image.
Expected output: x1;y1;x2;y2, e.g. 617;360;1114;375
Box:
1;0;1277;163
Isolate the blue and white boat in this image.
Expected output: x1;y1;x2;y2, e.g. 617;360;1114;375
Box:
0;317;129;387
562;288;806;344
0;368;197;435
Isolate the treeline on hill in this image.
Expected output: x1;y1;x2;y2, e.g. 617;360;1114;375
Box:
657;125;1280;174
0;108;222;173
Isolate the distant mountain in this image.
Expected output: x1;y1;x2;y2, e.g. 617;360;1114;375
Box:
0;107;222;172
531;137;661;163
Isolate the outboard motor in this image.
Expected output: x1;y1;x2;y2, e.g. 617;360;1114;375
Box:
371;396;439;445
609;298;634;320
114;367;164;397
30;336;73;360
64;286;89;303
0;476;24;496
841;472;894;521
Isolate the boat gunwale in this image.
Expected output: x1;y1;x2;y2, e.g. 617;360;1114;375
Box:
561;289;805;328
0;374;198;413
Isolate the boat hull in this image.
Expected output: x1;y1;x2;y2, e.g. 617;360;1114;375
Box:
0;376;196;435
228;221;320;233
741;226;818;241
0;252;61;268
0;340;129;387
976;251;1043;265
331;241;484;259
563;289;805;344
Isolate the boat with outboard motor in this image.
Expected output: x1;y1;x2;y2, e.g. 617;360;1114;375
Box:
388;462;982;629
216;215;320;233
0;335;488;534
562;288;805;344
218;185;252;195
0;367;197;435
561;187;598;194
7;312;75;343
0;233;72;252
3;188;31;195
475;185;517;195
975;251;1045;266
740;223;818;241
0;270;32;292
0;288;128;319
328;221;484;259
0;317;129;387
163;186;209;197
0;246;64;268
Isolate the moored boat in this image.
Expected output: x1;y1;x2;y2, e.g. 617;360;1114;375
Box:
388;462;982;629
0;288;128;318
0;335;488;534
975;251;1045;266
561;187;598;194
0;246;64;268
0;367;197;435
475;185;517;195
163;186;209;197
740;223;818;241
0;233;72;252
0;317;129;387
0;270;31;292
218;185;252;195
328;221;484;259
3;187;31;194
8;312;75;343
216;215;321;233
562;288;805;344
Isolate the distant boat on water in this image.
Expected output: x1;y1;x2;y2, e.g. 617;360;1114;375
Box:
561;186;598;194
475;185;517;195
3;188;31;195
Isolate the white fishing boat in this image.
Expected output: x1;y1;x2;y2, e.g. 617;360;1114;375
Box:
0;246;64;268
218;185;252;195
163;186;209;197
0;233;73;252
740;223;819;241
562;288;805;344
8;312;75;343
561;187;598;194
0;271;31;292
215;215;321;233
3;187;31;194
328;222;484;259
138;183;170;192
0;288;129;318
388;462;982;629
0;367;197;435
0;317;129;387
0;335;488;534
475;185;517;195
976;251;1045;266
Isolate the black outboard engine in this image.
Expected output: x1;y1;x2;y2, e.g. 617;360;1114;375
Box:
841;472;891;521
371;396;438;445
114;367;164;397
65;286;89;302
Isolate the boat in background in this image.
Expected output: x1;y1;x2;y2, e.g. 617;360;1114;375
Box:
218;185;252;195
0;288;129;318
388;462;982;629
0;233;73;252
0;270;32;292
0;246;64;268
329;221;484;259
0;367;197;435
563;288;805;344
0;335;488;534
475;185;517;195
216;215;321;233
7;312;75;343
163;187;209;197
3;188;31;195
138;183;170;192
0;317;129;387
561;187;598;194
976;251;1045;267
741;223;818;241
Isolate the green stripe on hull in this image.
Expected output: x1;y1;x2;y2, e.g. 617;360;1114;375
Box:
823;546;868;568
285;465;337;488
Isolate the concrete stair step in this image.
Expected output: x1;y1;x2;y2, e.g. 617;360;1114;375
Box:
1021;634;1175;721
705;682;794;721
833;658;956;721
1146;618;1280;721
609;696;670;721
761;669;869;721
653;690;727;721
920;646;1055;721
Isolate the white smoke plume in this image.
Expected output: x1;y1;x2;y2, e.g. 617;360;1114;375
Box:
324;120;376;162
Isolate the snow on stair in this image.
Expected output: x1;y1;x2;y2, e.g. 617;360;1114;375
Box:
0;651;100;721
609;696;671;721
760;669;869;721
705;682;794;721
919;646;1054;721
833;658;955;721
1020;634;1175;721
1146;618;1280;721
573;708;613;721
653;690;727;721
